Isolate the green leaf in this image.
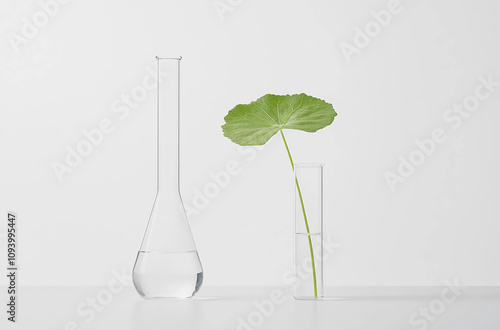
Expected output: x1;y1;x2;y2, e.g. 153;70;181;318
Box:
222;93;337;146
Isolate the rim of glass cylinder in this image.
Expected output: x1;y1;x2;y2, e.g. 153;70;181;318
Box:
156;56;182;60
294;163;324;168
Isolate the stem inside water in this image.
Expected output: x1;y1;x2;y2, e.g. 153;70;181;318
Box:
280;130;318;298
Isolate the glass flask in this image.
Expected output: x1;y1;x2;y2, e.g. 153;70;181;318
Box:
133;56;203;299
293;163;324;299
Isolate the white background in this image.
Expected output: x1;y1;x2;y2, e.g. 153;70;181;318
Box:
1;0;499;288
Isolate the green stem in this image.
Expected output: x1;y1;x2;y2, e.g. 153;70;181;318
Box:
280;130;318;298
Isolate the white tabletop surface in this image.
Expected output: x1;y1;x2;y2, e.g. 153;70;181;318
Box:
1;286;499;330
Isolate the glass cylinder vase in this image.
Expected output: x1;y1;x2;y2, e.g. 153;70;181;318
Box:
293;163;324;299
132;56;203;299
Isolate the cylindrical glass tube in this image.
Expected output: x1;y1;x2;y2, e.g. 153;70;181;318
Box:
293;163;324;299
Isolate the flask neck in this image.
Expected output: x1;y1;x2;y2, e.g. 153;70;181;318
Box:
157;58;181;193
